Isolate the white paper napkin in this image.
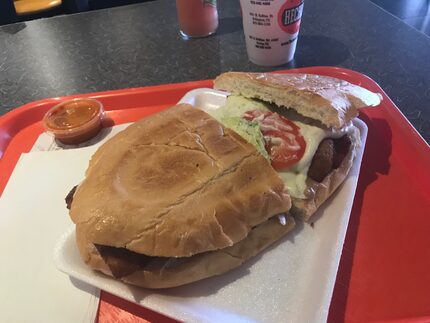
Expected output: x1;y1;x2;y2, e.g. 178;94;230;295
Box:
0;147;100;323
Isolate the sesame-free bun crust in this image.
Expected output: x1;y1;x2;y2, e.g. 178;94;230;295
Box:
213;72;381;129
76;215;295;289
70;104;291;258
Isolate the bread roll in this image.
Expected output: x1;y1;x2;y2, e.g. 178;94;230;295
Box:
70;104;291;259
214;72;381;129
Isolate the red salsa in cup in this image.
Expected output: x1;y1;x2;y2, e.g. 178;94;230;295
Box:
43;98;104;144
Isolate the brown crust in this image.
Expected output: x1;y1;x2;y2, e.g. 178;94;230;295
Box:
290;127;360;221
70;104;291;258
213;72;381;129
76;215;295;289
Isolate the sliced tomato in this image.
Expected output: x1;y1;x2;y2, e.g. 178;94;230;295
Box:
243;110;306;171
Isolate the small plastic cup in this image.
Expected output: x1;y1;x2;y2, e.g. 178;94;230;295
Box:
239;0;304;66
42;98;104;145
176;0;219;38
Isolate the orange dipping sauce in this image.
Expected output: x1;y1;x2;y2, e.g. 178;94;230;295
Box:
43;98;104;144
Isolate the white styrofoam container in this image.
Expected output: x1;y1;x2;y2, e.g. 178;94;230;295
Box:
55;88;368;323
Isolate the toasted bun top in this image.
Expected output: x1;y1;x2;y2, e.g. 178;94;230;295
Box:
70;104;291;258
213;72;381;129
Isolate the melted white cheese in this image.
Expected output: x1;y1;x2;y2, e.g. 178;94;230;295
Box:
208;95;352;199
278;121;351;198
277;214;287;226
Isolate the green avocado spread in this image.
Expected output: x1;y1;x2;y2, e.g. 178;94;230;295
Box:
206;95;270;160
221;116;268;159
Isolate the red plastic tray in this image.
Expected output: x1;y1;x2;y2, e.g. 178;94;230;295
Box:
1;67;429;323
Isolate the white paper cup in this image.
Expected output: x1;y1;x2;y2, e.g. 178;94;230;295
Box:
240;0;304;66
